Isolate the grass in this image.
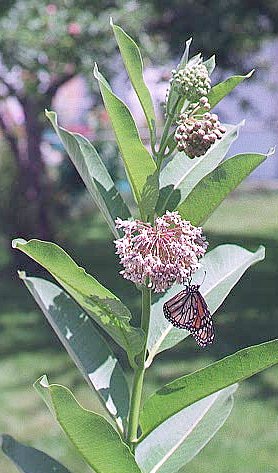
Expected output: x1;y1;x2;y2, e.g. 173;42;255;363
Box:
189;393;278;473
204;191;278;238
1;350;278;473
1;191;278;472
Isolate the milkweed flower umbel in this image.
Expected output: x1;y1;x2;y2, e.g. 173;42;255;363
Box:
114;211;208;293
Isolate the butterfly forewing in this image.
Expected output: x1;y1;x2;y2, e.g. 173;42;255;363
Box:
163;285;215;347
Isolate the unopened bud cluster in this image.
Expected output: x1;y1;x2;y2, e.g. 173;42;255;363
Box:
175;112;226;158
171;63;211;102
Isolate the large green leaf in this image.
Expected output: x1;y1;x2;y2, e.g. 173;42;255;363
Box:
0;434;71;473
202;70;254;112
178;152;268;225
94;64;156;208
135;385;237;473
46;110;130;237
35;377;142;473
13;239;144;365
141;339;278;436
146;244;265;364
21;274;129;430
112;21;156;145
156;123;241;215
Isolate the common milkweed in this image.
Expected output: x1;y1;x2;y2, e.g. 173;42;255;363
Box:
163;282;214;347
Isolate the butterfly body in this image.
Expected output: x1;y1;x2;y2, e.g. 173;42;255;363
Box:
163;284;214;347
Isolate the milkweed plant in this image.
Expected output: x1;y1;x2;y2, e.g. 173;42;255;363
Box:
2;20;278;473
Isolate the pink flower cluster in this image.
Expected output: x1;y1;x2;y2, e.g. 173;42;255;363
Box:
115;211;208;293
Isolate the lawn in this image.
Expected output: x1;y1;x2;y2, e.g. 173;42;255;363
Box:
0;192;278;473
1;351;278;473
205;191;278;238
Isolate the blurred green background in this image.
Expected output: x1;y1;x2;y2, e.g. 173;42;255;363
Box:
0;1;278;472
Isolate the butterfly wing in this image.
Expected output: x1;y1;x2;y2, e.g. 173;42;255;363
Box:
190;291;214;347
163;288;195;328
163;288;215;347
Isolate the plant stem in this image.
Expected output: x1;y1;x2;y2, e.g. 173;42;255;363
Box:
126;367;145;450
156;97;182;171
156;113;174;171
127;286;151;450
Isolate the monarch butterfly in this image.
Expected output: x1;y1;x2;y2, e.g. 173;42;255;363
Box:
163;282;214;347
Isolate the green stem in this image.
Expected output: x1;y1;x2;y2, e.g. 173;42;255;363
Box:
156;115;173;171
127;286;151;450
156;97;182;171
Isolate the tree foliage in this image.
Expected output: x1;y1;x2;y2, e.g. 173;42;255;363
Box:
147;0;278;67
0;0;159;239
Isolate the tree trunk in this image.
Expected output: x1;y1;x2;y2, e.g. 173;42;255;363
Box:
14;98;53;240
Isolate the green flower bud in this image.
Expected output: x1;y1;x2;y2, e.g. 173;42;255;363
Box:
171;63;211;102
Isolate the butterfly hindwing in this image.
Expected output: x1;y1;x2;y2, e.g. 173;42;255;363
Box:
163;285;215;347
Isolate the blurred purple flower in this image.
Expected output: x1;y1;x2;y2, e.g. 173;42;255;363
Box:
114;211;208;293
